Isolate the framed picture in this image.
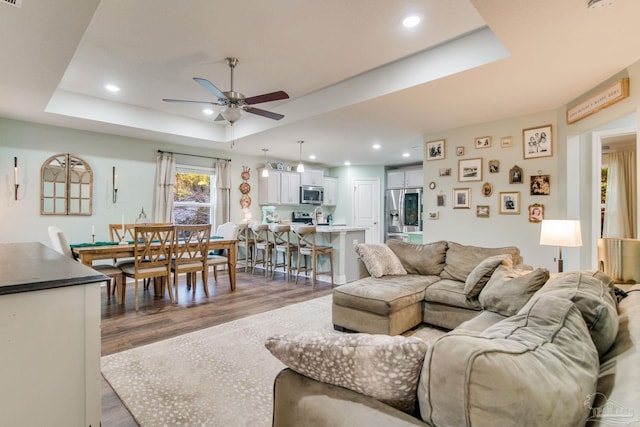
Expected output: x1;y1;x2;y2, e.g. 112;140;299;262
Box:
509;165;524;184
530;174;550;195
476;205;490;218
488;159;499;173
426;139;446;161
436;193;446;207
528;203;544;223
499;191;520;214
427;211;439;220
481;182;493;197
501;136;513;148
458;158;483;182
523;125;552;159
453;188;471;209
439;168;451;177
456;146;465;156
475;136;491;149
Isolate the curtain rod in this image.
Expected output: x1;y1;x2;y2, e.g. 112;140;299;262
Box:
158;150;231;162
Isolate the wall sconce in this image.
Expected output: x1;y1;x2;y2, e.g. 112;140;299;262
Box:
112;166;118;203
539;219;583;272
13;157;19;201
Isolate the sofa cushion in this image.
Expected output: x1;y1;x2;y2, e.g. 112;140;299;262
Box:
463;254;513;298
418;295;599;427
265;331;429;414
531;270;618;356
333;275;436;316
387;240;448;276
478;266;549;316
423;279;481;310
355;243;407;278
440;242;521;282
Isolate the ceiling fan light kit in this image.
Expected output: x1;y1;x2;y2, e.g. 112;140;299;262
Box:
162;57;289;125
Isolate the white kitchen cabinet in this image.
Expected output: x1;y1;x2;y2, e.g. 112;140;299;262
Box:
323;176;339;206
387;170;406;189
301;169;324;186
280;171;301;205
386;168;423;188
259;169;281;205
405;168;424;187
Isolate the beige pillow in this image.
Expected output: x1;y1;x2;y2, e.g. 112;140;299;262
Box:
265;331;428;413
355;243;407;278
463;255;512;298
479;266;549;316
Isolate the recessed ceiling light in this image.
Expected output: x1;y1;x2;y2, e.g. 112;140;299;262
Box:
402;152;410;158
344;161;351;166
203;108;214;115
105;84;120;93
372;144;381;149
402;14;421;28
309;154;316;160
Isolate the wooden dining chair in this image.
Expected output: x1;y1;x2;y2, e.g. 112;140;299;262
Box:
172;224;211;301
119;225;176;311
47;225;124;302
236;223;254;272
270;224;298;280
292;225;334;287
109;223;136;244
207;222;239;283
251;224;274;277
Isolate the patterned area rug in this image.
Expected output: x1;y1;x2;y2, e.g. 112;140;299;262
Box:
101;295;446;426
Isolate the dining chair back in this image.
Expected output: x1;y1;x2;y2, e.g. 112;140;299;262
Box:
120;225;176;311
47;225;124;302
236;223;254;272
173;224;212;300
109;223;136;243
251;224;274;276
207;222;239;284
292;225;334;287
270;224;298;280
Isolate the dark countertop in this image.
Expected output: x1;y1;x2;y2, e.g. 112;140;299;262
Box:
0;242;108;295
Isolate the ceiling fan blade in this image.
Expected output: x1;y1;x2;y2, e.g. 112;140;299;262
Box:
162;98;220;106
244;106;285;120
244;91;289;105
193;77;228;101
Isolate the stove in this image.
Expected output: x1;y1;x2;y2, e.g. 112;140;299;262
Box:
292;211;314;225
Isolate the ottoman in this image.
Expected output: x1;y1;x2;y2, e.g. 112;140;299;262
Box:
332;275;435;335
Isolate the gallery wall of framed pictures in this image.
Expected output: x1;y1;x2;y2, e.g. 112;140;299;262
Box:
423;122;555;222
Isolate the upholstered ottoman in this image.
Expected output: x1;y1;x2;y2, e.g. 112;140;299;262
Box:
332;275;436;335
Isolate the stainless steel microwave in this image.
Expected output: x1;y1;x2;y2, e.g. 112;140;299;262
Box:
300;185;324;205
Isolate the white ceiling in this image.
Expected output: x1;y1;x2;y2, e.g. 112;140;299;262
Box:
1;0;640;167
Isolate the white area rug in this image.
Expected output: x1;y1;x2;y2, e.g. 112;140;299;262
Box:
101;295;446;426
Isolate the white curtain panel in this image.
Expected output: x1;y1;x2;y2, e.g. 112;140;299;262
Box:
215;161;231;227
154;152;176;223
603;150;637;238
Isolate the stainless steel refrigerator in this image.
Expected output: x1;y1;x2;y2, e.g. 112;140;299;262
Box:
385;187;423;242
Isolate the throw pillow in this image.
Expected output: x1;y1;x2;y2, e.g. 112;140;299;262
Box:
354;243;407;278
479;266;549;316
440;242;521;282
387;240;448;276
463;255;513;298
265;331;429;414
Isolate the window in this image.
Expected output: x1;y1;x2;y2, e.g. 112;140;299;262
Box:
173;165;216;225
41;153;93;216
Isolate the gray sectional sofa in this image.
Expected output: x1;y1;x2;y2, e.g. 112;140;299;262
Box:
266;240;640;427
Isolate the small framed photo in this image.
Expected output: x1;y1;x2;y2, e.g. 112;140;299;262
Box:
528;203;544;223
427;211;439;220
481;182;493;197
458;158;483;182
488;159;499;173
439;168;451;177
523;125;552;159
509;165;524;184
501;136;513;148
456;146;465;156
475;136;491;149
499;191;520;214
436;193;446;207
530;174;550;195
476;205;490;218
453;188;471;209
426;139;446;161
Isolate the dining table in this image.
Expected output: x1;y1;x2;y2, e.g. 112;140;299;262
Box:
71;237;238;302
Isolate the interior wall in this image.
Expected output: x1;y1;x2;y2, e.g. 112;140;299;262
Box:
0;117;265;247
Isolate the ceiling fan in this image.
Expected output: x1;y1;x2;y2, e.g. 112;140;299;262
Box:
162;57;289;124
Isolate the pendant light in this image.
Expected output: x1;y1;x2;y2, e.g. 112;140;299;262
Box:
296;141;305;173
261;149;269;177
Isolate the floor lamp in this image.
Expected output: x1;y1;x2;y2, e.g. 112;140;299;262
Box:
539;220;583;273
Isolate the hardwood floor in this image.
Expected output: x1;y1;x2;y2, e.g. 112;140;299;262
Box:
101;267;334;426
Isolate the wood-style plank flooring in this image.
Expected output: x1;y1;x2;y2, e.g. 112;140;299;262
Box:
101;267;334;426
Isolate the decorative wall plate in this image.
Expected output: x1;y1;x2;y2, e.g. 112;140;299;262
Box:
239;182;251;194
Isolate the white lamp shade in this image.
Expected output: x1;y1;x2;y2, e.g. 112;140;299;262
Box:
539;220;583;247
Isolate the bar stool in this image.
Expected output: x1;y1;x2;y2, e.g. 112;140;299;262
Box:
251;224;274;276
269;224;298;280
292;225;334;287
237;223;254;272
